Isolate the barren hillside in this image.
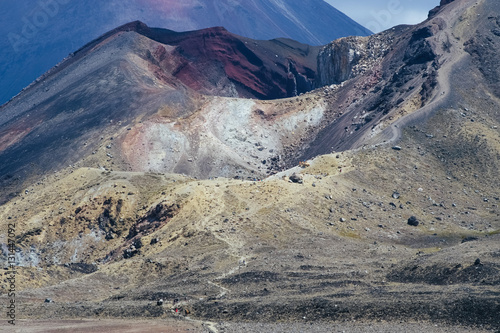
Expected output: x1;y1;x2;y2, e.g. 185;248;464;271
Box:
1;0;499;332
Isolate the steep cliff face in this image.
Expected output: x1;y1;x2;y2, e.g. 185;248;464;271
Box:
315;15;444;89
316;33;392;87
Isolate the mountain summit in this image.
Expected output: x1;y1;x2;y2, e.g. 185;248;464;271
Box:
0;0;370;106
132;0;372;45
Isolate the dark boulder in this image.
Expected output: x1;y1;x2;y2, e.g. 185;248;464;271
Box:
407;216;419;226
289;173;304;184
461;236;478;243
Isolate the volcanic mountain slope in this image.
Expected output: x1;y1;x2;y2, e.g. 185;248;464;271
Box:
1;0;500;331
0;0;371;106
0;21;320;205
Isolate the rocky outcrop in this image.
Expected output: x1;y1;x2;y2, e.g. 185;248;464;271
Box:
300;18;443;161
316;34;391;87
316;14;444;90
286;61;314;97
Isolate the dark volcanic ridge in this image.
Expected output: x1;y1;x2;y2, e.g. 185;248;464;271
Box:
10;20;320;102
0;0;372;107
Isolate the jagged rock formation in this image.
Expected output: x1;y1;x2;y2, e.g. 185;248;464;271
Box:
316;33;392;87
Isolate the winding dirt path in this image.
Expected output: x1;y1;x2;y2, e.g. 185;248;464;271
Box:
357;0;479;149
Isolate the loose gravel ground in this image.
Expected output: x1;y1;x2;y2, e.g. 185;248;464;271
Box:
218;321;493;333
